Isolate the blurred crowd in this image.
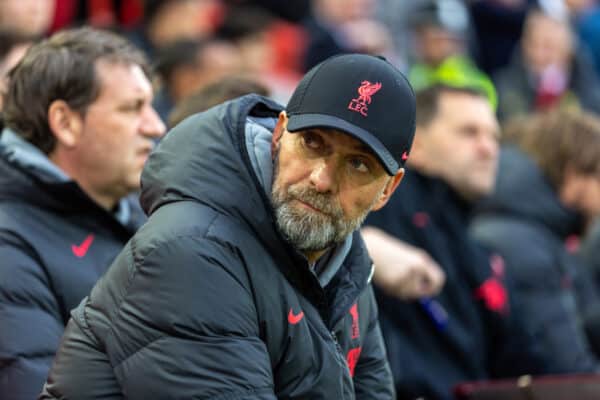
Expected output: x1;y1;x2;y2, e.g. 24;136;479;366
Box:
4;0;600;399
4;0;600;125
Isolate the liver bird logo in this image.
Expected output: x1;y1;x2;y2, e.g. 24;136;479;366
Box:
356;81;382;104
348;80;382;116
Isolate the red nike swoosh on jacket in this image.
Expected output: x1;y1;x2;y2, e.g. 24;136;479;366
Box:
72;234;95;258
288;308;304;325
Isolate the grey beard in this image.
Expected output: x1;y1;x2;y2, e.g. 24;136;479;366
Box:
270;150;383;252
272;192;355;251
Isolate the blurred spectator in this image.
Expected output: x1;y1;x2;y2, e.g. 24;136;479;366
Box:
472;109;600;372
302;0;396;70
125;0;222;59
217;6;276;76
0;32;34;114
365;84;545;399
153;38;241;121
406;0;498;110
168;74;269;127
494;8;600;120
408;0;470;68
0;0;56;38
468;0;538;75
0;27;164;399
567;0;600;78
217;5;301;103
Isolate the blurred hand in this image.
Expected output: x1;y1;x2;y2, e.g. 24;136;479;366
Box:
361;227;446;300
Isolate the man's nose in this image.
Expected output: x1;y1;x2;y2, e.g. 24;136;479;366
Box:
140;106;166;139
478;133;498;159
309;159;337;193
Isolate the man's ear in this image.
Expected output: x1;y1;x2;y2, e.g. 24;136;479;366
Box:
371;168;405;211
47;100;83;148
271;110;288;158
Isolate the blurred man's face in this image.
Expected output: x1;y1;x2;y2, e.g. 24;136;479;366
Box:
271;114;400;253
414;91;500;201
416;25;463;66
69;61;165;204
0;0;55;37
560;170;600;221
522;13;572;76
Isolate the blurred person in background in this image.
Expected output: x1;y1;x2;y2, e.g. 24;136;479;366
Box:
0;27;165;399
153;38;241;122
494;8;600;121
302;0;397;71
472;110;600;369
217;5;302;103
168;74;270;128
468;0;538;75
407;0;498;110
125;0;222;59
365;84;546;399
565;0;600;78
0;32;33;116
0;0;56;38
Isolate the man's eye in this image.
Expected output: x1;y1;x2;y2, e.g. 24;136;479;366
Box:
302;132;322;149
349;157;370;173
120;101;144;113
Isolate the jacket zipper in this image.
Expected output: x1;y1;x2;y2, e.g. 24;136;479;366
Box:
329;329;353;399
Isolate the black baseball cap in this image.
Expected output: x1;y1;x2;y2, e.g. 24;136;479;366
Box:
286;53;416;175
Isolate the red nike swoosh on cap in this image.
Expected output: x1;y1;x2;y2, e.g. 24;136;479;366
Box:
288;308;304;325
72;234;95;258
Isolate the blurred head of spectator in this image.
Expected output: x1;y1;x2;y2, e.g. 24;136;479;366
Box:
217;5;276;74
315;0;394;56
126;0;223;59
144;0;221;47
4;27;165;209
0;32;34;112
410;84;500;202
410;0;469;67
168;75;269;127
303;0;396;70
495;7;600;120
217;5;303;103
312;0;375;24
155;38;241;105
504;109;600;222
521;10;573;78
0;0;55;38
406;1;498;113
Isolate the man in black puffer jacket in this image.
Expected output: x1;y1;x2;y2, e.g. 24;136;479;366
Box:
41;54;416;399
0;28;165;399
